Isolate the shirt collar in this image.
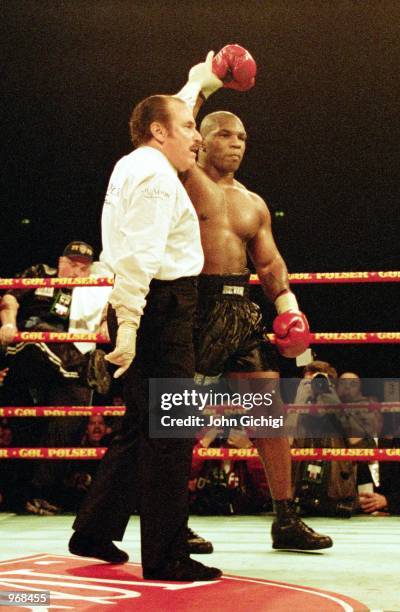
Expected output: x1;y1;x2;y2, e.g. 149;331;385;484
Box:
139;145;178;176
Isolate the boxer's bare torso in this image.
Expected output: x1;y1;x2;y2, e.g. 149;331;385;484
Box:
184;168;265;274
182;113;288;300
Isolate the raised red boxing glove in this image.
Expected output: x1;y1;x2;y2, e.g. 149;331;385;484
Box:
273;311;310;358
212;44;257;91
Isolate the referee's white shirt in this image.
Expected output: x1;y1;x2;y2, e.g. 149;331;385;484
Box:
100;146;204;327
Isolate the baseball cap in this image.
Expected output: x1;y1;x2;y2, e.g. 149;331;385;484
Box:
62;241;94;263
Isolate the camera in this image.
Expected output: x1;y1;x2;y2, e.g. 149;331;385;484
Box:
295;491;354;519
310;372;331;396
331;499;354;519
294;460;355;518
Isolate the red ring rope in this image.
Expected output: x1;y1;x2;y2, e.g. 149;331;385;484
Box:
1;402;399;417
1;270;400;289
0;446;399;461
10;331;400;344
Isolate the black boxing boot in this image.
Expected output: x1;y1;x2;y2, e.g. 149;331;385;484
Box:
271;500;333;551
186;526;213;554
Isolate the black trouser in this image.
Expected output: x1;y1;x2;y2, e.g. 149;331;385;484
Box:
6;341;88;386
73;277;197;571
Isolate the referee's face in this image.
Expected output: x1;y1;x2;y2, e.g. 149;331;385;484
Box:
163;100;201;172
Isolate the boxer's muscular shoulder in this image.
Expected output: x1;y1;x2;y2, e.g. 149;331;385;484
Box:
231;181;271;220
245;186;269;208
247;189;272;219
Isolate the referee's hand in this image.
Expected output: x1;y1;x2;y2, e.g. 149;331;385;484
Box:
105;321;136;378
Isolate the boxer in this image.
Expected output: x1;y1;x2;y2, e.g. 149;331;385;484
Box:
176;46;332;551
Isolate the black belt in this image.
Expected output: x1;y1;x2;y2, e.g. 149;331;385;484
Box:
198;272;250;297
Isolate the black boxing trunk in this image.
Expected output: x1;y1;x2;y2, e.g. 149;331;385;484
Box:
194;273;279;377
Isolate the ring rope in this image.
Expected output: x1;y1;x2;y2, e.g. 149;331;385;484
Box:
1;402;400;417
1;447;399;461
1;270;399;289
13;332;109;343
252;271;400;284
11;331;400;344
0;277;114;289
0;406;126;417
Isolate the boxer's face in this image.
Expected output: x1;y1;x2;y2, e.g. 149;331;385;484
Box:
203;116;247;173
163;100;202;172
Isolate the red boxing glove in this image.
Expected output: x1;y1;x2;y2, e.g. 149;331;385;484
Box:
272;291;310;358
273;311;310;358
212;44;257;91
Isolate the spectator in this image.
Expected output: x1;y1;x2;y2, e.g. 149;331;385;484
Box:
0;241;110;414
80;414;113;447
293;360;340;407
64;415;115;512
0;243;112;512
336;371;382;510
336;372;366;403
359;437;400;516
336;371;381;442
292;360;342;440
292;360;357;518
190;428;270;516
0;417;13;447
25;415;115;515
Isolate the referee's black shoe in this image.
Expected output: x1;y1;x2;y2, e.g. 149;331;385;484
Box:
69;532;129;564
186;527;213;554
143;556;222;581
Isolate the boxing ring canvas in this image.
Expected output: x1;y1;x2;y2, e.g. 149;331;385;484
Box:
0;513;397;610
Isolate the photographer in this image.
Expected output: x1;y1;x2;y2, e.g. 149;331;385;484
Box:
336;372;382;509
292;361;357;518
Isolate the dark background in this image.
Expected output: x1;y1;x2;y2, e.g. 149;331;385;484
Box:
2;0;399;377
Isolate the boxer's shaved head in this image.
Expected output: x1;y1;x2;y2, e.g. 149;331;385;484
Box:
197;111;247;173
200;111;243;138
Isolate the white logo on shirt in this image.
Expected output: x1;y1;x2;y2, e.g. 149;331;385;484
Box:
141;187;171;200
